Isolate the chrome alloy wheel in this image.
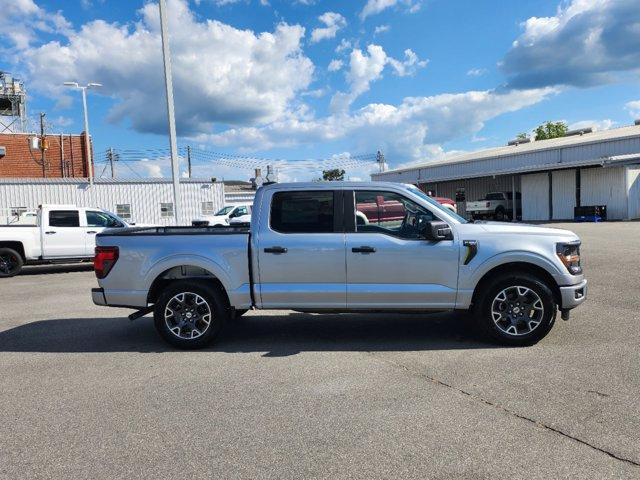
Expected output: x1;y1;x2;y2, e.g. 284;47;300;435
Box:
164;292;212;340
491;285;544;336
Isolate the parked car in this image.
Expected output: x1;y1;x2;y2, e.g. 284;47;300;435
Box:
0;205;136;277
466;192;521;221
92;182;587;349
193;204;252;227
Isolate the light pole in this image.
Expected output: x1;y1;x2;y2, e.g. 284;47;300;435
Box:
64;81;102;185
158;0;182;225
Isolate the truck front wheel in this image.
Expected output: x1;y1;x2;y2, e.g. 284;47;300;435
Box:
153;280;228;349
0;248;24;278
476;273;557;346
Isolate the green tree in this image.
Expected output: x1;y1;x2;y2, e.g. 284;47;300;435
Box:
322;168;345;181
516;132;529;140
534;121;568;141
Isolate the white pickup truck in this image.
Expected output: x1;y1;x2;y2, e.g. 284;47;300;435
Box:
0;205;133;277
466;192;522;221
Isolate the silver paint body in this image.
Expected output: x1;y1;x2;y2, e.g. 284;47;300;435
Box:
94;182;587;312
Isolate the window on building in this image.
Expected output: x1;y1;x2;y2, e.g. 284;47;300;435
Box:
49;210;80;227
161;203;174;218
270;191;334;233
354;190;435;239
201;202;215;216
116;204;132;219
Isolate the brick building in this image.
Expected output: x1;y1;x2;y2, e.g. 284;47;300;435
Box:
0;132;92;178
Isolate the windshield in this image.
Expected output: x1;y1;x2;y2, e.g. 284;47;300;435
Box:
406;185;468;223
103;210;128;227
214;206;234;216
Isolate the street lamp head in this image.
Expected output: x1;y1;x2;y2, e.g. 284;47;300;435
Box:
63;81;79;88
87;83;103;88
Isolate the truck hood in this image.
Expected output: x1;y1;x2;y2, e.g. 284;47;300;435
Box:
461;221;579;240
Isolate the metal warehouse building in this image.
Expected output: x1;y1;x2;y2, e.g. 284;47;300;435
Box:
372;124;640;221
0;178;225;225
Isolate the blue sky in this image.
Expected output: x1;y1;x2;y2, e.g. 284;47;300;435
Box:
1;0;639;180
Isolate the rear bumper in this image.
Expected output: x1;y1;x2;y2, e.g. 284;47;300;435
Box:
92;287;107;306
559;279;587;310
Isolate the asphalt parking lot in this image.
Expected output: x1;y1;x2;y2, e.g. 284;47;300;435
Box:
1;222;639;479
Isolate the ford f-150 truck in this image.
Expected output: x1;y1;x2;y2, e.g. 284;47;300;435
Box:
466;192;521;221
92;182;587;348
0;205;134;277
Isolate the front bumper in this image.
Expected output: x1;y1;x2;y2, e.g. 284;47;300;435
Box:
559;279;587;310
92;287;107;306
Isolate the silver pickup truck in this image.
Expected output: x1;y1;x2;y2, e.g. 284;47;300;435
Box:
92;182;587;348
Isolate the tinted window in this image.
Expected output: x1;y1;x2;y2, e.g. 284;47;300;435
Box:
271;191;334;233
355;191;435;239
486;193;504;200
87;211;123;228
161;203;174;218
49;210;80;227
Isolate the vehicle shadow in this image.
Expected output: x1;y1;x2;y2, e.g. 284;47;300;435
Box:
0;311;498;355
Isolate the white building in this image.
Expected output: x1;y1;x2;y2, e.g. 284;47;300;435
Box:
372;124;640;221
0;177;225;225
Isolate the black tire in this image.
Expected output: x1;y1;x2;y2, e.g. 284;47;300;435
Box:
0;248;24;278
494;207;506;221
475;272;557;346
153;280;229;349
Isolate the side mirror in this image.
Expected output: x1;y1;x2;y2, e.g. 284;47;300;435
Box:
422;220;453;241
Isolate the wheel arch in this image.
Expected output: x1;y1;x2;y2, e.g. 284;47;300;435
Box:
470;261;561;309
0;241;26;261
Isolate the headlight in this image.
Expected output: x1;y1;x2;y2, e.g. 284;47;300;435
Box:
556;242;582;275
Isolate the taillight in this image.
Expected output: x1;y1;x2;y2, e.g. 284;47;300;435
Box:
94;246;119;279
486;202;491;207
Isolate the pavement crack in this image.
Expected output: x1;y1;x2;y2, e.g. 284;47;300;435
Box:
365;352;640;468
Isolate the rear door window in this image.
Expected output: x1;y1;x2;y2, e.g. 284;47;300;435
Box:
270;191;335;233
49;210;80;227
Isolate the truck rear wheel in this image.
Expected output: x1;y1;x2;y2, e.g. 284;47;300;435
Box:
494;207;506;221
0;248;24;278
153;280;228;349
475;273;556;346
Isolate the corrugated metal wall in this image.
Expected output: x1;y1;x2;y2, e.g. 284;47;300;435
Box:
581;167;627;220
627;167;640;220
552;170;576;220
420;174;520;218
0;181;224;225
522;173;549;221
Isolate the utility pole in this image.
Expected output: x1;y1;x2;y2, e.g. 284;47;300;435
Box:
39;113;47;177
108;147;115;178
376;150;386;173
159;0;182;225
187;145;192;178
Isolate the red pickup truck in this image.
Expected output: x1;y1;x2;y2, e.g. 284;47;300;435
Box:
356;193;457;225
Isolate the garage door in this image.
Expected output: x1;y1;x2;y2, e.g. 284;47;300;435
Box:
552;170;575;220
522;173;549;221
581;167;627;220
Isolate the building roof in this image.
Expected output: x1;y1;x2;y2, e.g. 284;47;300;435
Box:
373;124;640;183
0;177;218;185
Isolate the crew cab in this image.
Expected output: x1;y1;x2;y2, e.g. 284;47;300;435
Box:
92;182;587;348
0;205;133;277
466;192;521;221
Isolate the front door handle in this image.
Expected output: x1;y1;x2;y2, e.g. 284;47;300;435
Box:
45;231;56;235
87;231;97;234
352;246;376;253
264;246;288;254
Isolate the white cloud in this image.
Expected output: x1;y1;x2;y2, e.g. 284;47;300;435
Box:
335;38;352;53
328;59;343;72
625;100;640;118
568;119;615;131
310;11;347;43
502;0;640;88
467;68;487;77
374;25;390;35
199;87;556;162
330;45;427;111
12;0;314;136
387;49;428;77
360;0;421;20
0;0;71;50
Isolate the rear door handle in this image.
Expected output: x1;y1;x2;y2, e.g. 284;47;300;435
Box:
264;246;288;254
45;231;56;235
352;246;376;253
87;231;97;234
